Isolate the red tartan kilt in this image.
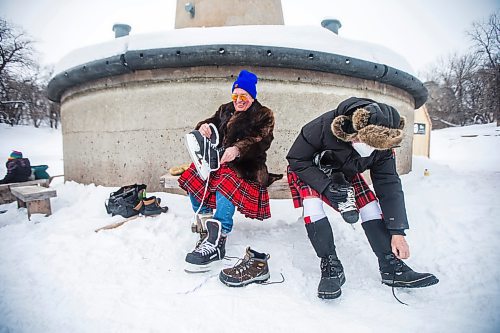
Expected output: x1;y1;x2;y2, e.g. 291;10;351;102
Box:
178;164;271;220
286;166;377;210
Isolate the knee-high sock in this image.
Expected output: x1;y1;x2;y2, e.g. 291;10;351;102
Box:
303;198;326;224
359;200;382;223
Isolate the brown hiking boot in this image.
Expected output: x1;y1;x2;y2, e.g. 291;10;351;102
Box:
219;247;270;287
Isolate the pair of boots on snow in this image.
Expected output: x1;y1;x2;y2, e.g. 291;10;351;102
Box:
185;214;270;287
133;190;169;217
307;217;439;299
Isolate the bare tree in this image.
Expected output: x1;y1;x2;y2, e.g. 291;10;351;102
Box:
0;18;59;128
425;11;499;128
468;11;500;125
0;18;35;78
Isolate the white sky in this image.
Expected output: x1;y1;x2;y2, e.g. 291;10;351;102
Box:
1;0;498;78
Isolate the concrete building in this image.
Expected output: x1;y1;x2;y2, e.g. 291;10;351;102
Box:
47;0;427;194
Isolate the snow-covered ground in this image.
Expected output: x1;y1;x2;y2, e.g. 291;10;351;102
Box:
0;123;499;333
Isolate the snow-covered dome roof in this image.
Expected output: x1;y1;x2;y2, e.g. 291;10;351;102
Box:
48;25;427;107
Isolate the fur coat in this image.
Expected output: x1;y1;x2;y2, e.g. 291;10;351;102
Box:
196;100;281;187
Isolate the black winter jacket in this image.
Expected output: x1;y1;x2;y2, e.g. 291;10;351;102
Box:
0;158;31;184
286;97;409;231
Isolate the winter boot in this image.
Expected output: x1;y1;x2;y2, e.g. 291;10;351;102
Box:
379;253;439;288
329;172;359;224
185;123;223;180
185;219;226;272
362;219;439;288
191;213;213;248
141;196;168;216
306;217;345;299
219;247;270;287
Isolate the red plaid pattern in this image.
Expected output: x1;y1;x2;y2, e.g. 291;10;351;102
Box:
178;164;271;220
287;166;377;210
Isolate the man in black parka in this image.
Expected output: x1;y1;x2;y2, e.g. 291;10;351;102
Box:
286;97;438;299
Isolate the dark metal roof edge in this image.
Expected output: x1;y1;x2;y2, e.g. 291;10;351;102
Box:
47;44;427;108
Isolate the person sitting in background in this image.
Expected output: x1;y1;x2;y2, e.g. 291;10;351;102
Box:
0;151;31;184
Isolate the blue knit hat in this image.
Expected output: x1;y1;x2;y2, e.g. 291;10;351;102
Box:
8;150;23;160
232;70;258;98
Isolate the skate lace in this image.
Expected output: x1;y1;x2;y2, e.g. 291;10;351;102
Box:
202;123;221;173
194;240;217;256
385;254;408;306
337;187;356;212
194;124;220;218
232;257;253;274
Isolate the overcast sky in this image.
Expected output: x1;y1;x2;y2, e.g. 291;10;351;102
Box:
1;0;498;78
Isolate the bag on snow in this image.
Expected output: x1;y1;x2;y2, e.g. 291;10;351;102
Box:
105;184;147;218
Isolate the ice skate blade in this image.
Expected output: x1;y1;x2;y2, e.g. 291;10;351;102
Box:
185;133;209;180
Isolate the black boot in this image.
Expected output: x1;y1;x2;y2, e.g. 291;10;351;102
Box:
142;196;168;216
362;219;439;288
306;217;345;299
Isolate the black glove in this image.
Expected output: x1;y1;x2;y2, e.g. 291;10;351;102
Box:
322;182;349;205
322;172;352;205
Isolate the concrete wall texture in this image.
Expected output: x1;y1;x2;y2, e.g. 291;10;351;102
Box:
60;66;415;191
175;0;284;28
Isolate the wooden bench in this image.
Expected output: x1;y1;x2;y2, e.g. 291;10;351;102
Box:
159;174;291;199
10;185;57;220
0;179;50;204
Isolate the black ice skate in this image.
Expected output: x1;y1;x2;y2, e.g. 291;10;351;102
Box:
185;218;226;273
329;173;359;224
313;151;359;224
219;247;270;287
185;123;223;180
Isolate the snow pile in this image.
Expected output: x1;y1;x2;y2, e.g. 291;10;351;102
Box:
54;25;414;77
0;123;499;333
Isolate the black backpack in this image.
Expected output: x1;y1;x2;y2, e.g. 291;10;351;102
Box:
105;184;147;218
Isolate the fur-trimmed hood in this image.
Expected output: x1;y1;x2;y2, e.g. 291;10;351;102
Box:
330;98;405;150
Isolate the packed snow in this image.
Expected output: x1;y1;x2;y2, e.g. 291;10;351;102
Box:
53;25;414;77
0;123;499;333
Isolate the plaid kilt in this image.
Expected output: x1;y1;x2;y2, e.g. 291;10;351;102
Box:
287;166;377;210
178;164;271;220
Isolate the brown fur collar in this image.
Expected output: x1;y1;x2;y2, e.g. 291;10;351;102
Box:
331;108;406;150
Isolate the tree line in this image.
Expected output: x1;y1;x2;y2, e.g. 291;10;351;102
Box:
423;11;499;129
0;18;60;128
1;12;498;130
